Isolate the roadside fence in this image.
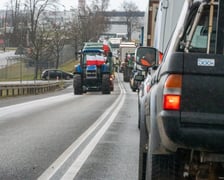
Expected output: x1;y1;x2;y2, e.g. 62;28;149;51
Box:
0;81;64;98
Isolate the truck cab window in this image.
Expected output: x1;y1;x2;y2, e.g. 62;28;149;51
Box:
179;4;217;53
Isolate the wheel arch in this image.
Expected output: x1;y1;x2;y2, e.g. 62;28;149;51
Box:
147;86;168;154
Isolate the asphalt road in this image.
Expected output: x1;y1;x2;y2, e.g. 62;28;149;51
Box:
0;73;139;180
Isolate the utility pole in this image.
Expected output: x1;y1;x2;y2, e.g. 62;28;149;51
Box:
4;8;8;51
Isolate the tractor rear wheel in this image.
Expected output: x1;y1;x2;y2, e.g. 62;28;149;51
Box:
102;74;111;94
73;74;83;95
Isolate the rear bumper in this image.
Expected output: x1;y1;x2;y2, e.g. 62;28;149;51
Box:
158;111;224;152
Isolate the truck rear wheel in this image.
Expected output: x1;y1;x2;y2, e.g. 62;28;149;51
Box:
102;74;111;94
123;68;130;82
145;148;185;180
73;74;83;95
146;152;177;180
138;114;148;180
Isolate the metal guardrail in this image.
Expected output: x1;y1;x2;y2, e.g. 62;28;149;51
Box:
0;82;63;97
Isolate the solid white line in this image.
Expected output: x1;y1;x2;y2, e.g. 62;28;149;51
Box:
37;80;125;180
61;83;125;179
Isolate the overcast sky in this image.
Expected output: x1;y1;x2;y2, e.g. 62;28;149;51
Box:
0;0;148;11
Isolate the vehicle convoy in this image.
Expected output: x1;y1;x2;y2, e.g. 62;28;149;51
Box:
137;0;185;118
118;42;136;81
73;43;114;95
138;0;224;179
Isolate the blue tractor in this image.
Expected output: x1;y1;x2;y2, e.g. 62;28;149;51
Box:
73;48;113;95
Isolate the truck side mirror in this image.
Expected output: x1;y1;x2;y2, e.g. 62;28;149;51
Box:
135;46;157;68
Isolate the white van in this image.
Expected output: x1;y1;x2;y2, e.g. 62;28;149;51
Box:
153;0;185;54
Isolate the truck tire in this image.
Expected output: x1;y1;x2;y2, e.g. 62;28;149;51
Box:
138;96;140;129
102;74;111;94
123;68;130;82
146;152;176;180
145;147;185;180
138;114;148;180
145;98;183;180
73;74;83;95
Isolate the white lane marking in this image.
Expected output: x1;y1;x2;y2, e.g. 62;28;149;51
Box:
61;84;125;180
38;81;125;180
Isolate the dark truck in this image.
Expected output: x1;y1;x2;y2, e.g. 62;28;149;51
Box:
123;52;135;82
138;0;224;179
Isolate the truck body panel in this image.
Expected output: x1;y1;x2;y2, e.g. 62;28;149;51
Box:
108;38;122;58
118;42;136;81
143;0;159;46
155;52;224;152
153;0;185;53
119;42;136;63
150;0;223;153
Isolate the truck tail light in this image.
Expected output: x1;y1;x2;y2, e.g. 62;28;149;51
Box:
163;74;182;110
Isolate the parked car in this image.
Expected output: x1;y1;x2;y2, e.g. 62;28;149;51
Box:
41;69;73;80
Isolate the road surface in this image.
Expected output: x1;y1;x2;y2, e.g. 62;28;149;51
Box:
0;73;139;180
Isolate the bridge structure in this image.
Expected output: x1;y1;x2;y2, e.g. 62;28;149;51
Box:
101;11;145;41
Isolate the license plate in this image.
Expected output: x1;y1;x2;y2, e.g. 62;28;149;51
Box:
197;58;215;67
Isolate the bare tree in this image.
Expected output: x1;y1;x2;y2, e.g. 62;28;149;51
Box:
71;0;110;45
90;0;109;11
49;26;66;69
24;0;58;79
90;0;110;34
69;10;81;59
122;1;140;41
25;0;56;45
6;0;22;46
89;0;110;41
